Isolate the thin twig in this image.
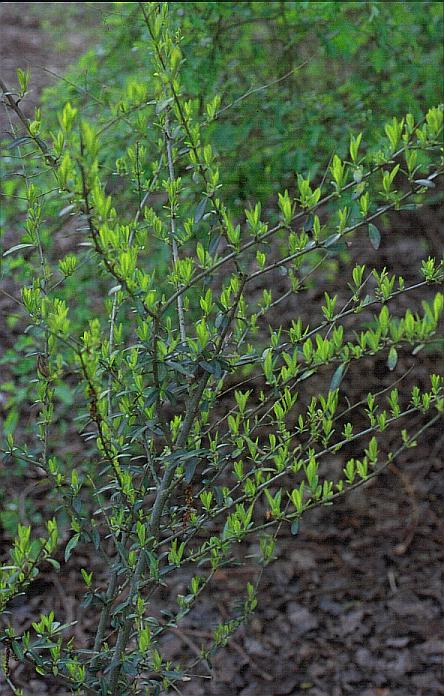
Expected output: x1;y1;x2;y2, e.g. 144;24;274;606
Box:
165;116;186;344
215;63;307;118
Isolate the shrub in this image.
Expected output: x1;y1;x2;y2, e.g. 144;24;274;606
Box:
0;3;443;695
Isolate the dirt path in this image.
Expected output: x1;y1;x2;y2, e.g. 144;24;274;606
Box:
0;2;102;134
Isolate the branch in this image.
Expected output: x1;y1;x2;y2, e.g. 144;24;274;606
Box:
165;117;186;344
0;77;58;167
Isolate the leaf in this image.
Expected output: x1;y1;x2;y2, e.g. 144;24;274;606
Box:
165;360;194;378
122;660;139;677
64;534;80;562
215;312;229;330
155;97;174;114
324;233;341;248
108;285;122;295
233;352;256;367
7;136;32;149
144;388;158;408
368;223;381;250
184;458;198;483
3;243;35;256
290;519;300;536
11;640;24;661
330;363;346;391
209;233;222;256
91;525;100;550
399;204;419;211
163;671;185;680
58;204;76;217
194;197;208;224
80;593;93;609
326;239;347;255
414;178;435;188
46;558;61;571
199;359;223;379
213;485;224;507
387;346;398;371
299;368;316;382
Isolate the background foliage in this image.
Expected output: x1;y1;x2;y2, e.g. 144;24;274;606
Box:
39;1;443;199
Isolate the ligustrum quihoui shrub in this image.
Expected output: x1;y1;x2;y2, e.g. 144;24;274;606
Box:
1;3;443;695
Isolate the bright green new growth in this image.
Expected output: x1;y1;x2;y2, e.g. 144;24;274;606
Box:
1;3;443;695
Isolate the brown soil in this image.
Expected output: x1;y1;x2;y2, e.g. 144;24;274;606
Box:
0;3;99;134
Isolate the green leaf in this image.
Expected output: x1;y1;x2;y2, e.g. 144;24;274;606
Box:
91;525;100;550
199;359;223;379
387;346;398;371
209;233;222;256
290;519;300;536
324;233;341;248
299;368;316;382
7;136;32;149
399;204;418;211
165;360;194;378
3;243;35;256
184;458;198;483
46;558;61;571
11;640;24;661
58;204;76;217
330;363;346;391
155;97;174;114
414;179;435;188
163;671;185;680
194;197;208;224
108;284;122;295
326;239;348;255
368;223;381;250
144;388;158;408
64;534;80;562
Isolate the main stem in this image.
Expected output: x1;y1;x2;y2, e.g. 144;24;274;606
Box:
106;277;245;693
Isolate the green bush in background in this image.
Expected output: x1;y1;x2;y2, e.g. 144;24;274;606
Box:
39;1;443;202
